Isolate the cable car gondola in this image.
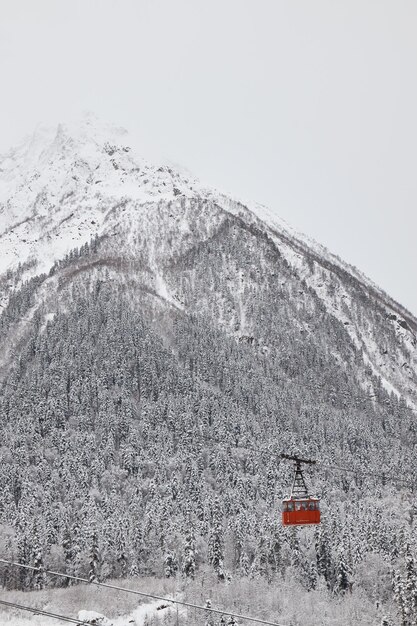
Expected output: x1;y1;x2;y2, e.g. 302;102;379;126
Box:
281;454;320;526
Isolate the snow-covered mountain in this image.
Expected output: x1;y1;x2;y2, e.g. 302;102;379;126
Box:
1;114;416;407
2;116;417;622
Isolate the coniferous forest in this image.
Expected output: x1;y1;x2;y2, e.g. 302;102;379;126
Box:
0;215;416;625
0;123;416;624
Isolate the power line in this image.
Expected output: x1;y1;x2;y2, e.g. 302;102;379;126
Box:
201;433;414;489
0;598;92;625
316;461;413;488
0;559;288;626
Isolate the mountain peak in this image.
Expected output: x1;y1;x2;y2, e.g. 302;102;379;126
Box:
1;113;132;175
52;112;130;152
0;115;202;281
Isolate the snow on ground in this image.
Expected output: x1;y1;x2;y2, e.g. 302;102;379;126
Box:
0;597;180;626
112;599;181;626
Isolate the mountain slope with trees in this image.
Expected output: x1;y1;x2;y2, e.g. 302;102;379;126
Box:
0;118;416;624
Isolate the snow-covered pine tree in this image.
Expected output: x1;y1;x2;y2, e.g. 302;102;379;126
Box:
31;524;46;590
115;523;128;578
405;543;417;625
307;561;318;591
209;498;225;580
251;535;268;579
62;525;74;586
16;525;30;591
336;546;352;594
235;548;248;577
315;524;331;586
393;571;408;626
89;531;101;583
181;531;196;579
164;551;178;578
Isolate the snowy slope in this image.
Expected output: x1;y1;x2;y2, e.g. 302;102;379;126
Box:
0;597;178;626
0;114;416;407
0;113;199;281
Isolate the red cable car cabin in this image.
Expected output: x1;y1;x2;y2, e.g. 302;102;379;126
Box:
282;496;320;526
281;454;321;526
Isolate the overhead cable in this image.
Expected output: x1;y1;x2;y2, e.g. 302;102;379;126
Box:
0;598;92;625
0;559;288;626
201;433;414;488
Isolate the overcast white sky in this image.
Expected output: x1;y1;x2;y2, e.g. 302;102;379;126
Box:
1;1;416;314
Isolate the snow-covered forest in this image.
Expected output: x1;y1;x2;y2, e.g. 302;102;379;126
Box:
0;120;417;625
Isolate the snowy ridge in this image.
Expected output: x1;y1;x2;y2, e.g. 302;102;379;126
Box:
0;114;200;280
204;189;417;405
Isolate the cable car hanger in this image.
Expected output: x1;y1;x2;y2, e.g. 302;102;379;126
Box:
197;432;414;526
281;454;321;526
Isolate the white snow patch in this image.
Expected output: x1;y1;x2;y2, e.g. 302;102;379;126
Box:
0;599;179;626
78;609;113;625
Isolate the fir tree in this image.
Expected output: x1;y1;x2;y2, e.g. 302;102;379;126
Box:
181;531;196;579
336;546;352;594
89;531;101;583
209;523;225;581
394;571;408;626
31;533;46;591
164;551;178;578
